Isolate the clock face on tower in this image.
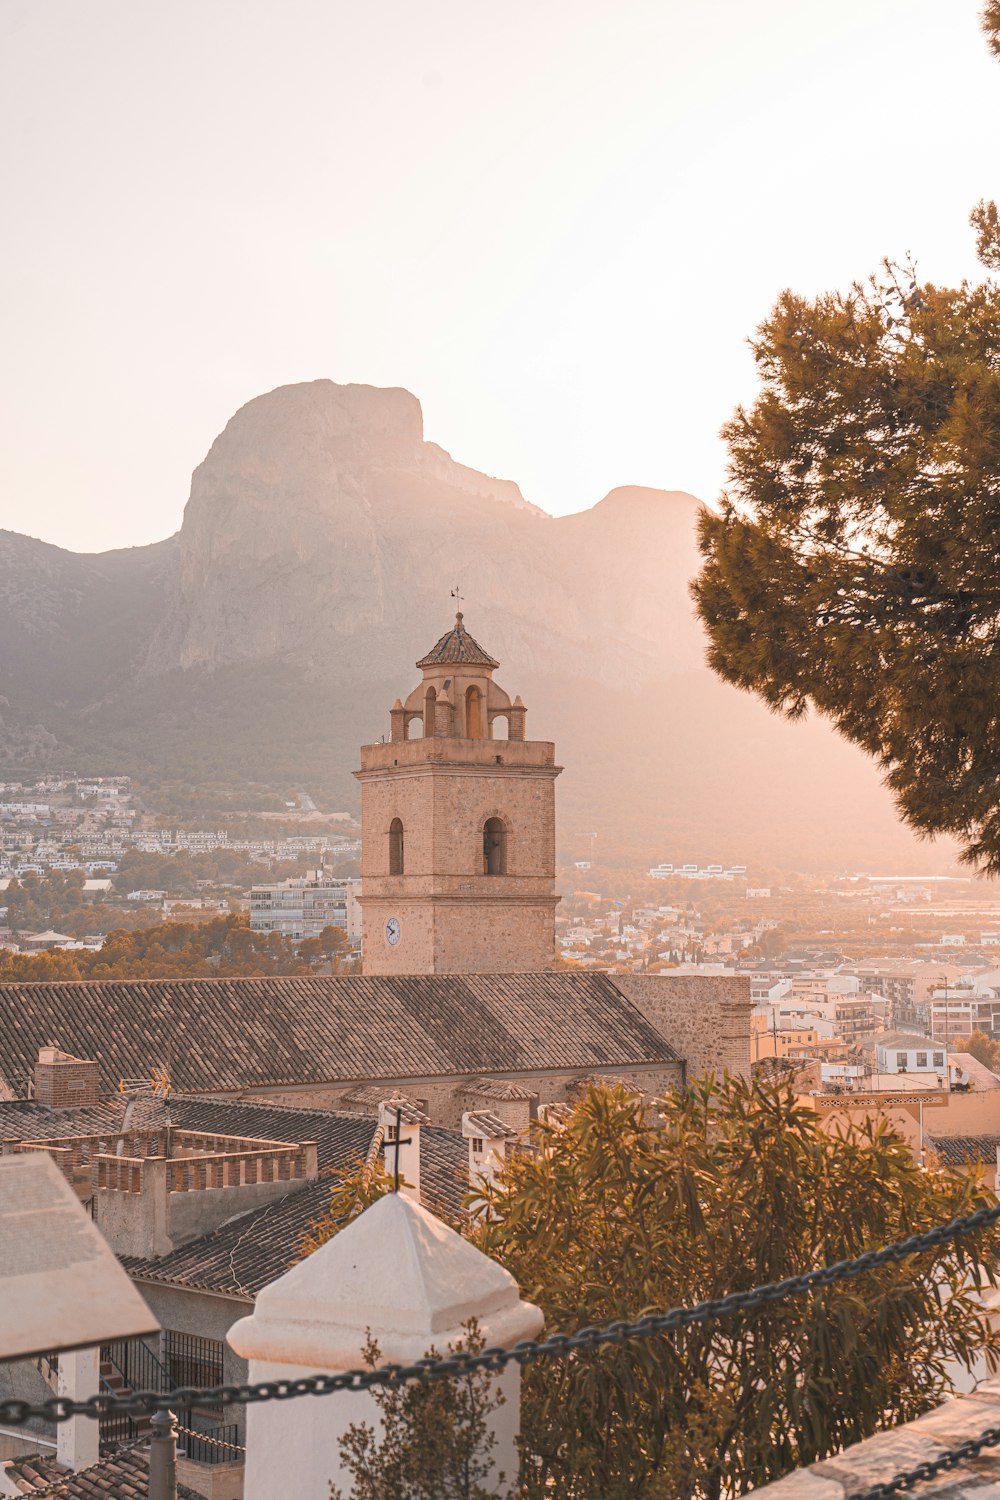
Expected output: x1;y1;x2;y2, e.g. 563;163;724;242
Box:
385;916;401;947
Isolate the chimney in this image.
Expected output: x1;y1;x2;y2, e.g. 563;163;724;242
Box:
34;1047;100;1108
461;1110;518;1197
378;1096;428;1204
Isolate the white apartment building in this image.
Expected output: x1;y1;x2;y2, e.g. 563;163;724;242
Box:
249;872;361;944
874;1032;948;1075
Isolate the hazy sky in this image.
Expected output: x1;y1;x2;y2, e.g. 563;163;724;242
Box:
2;0;997;553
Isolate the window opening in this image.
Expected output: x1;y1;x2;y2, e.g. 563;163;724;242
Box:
389;818;405;876
483;817;507;876
465;685;483;738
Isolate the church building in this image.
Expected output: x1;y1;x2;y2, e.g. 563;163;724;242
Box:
357;611;560;974
0;609;753;1134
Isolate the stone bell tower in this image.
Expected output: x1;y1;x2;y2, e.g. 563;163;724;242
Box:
355;612;561;975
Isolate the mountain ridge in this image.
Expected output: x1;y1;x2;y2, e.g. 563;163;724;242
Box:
0;380;951;872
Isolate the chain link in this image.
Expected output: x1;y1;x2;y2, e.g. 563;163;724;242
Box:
845;1424;1000;1499
3;1195;1000;1427
174;1422;246;1455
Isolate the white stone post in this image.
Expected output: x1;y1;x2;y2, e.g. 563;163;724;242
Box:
228;1191;542;1500
56;1348;100;1472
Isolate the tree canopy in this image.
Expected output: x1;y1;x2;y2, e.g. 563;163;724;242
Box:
0;912;353;981
310;1080;1000;1500
476;1080;1000;1500
693;8;1000;871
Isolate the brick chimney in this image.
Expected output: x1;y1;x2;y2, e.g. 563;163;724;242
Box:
34;1047;100;1108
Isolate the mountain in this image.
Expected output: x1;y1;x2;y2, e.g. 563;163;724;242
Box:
0;380;952;872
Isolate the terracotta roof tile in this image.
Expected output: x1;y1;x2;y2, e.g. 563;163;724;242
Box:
416;613;499;669
0;1097;374;1177
926;1134;1000;1166
0;974;678;1098
121;1125;469;1296
463;1111;518;1138
460;1078;536;1102
3;1447;205;1498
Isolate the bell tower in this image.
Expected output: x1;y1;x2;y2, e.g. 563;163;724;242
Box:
355;612;561;975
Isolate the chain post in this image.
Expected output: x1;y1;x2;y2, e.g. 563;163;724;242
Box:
148;1407;178;1500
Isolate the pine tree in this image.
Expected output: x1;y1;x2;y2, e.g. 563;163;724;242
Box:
693;6;1000;871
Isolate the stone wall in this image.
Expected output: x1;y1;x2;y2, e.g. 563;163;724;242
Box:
258;1061;686;1130
747;1377;1000;1494
358;737;560;975
612;975;753;1082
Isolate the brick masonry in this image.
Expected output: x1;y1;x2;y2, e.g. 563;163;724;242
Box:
33;1052;101;1108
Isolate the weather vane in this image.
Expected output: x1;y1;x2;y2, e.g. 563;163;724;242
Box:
451;585;464;617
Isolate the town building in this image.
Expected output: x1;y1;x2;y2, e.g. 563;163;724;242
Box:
249;871;361;943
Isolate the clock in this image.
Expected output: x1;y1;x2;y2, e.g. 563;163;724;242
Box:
385;916;401;947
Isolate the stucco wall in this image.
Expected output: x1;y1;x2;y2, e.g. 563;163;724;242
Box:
98;1168;309;1259
130;1282;251;1439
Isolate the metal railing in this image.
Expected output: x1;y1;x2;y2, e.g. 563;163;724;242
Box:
103;1338;174;1401
176;1421;244;1465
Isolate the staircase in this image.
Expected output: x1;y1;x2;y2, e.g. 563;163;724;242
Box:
98;1340;173;1454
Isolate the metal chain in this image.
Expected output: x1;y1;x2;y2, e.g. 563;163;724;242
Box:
845;1423;1000;1499
174;1422;246;1455
3;1195;1000;1427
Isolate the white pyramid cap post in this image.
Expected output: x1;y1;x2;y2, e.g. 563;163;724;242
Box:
228;1191;542;1500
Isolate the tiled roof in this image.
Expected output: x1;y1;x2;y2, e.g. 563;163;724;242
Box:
0;1096;375;1176
871;1031;936;1049
381;1095;430;1125
463;1111;517;1138
170;1098;377;1173
0;1100;134;1141
3;1447;205;1497
415;613;500;669
0;973;678;1098
420;1126;470;1221
460;1078;536;1102
122;1126;469;1297
570;1073;648;1097
926;1135;1000;1166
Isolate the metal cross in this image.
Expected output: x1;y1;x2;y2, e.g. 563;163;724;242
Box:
451;585;464;616
391;1106;412;1191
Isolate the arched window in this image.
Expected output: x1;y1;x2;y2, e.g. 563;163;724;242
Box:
389;818;404;875
406;715;422;740
483;817;507;876
424;686;437;739
491;713;509;741
465;685;483;738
